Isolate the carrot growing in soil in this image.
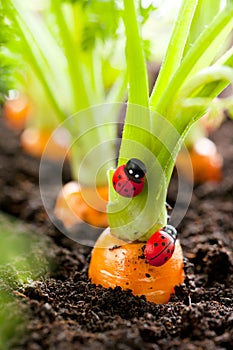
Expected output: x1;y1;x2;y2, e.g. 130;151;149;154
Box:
2;0;135;227
89;0;233;303
176;120;224;184
2;90;30;130
3;0;156;228
19;76;70;161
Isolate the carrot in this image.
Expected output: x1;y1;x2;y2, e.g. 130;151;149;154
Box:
20;127;69;161
176;137;223;184
3;93;30;130
88;0;233;306
88;227;184;304
54;181;109;228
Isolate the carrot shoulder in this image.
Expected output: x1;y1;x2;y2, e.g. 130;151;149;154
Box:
89;227;184;304
54;182;109;228
21;127;69;160
176;138;223;184
3;94;29;130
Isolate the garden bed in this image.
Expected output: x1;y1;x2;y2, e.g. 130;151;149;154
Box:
0;117;232;350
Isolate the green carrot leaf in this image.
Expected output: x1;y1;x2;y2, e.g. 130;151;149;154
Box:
150;0;198;108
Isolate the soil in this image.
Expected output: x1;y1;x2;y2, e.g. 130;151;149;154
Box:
0;117;232;350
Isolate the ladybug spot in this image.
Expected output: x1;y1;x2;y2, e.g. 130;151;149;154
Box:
113;181;116;185
161;236;165;239
133;187;136;191
164;256;168;262
167;249;170;253
118;175;121;179
154;242;158;247
124;189;128;192
117;183;121;187
162;242;166;246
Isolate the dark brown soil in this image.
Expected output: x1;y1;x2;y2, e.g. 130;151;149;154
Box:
0;118;232;350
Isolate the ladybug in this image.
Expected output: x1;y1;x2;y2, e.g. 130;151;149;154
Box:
144;225;177;267
112;158;146;197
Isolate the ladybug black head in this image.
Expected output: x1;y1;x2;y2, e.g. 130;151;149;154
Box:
162;225;177;240
125;158;146;182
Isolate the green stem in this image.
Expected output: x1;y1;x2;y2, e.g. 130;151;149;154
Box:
177;66;233;100
150;1;231;180
67;106;116;187
118;0;150;164
107;0;167;241
196;47;233;99
8;0;117;187
106;73;127;105
7;0;67;122
152;4;233;117
108;1;233;242
90;46;105;103
50;0;91;111
150;0;198;108
122;0;149;107
183;0;221;56
158;65;233;186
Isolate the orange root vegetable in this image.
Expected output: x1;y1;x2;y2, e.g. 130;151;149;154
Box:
176;138;223;184
3;94;30;130
88;227;184;304
21;127;69;160
54;181;109;229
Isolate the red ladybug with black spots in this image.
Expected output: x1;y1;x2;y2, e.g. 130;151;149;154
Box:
145;225;177;267
112;158;146;197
